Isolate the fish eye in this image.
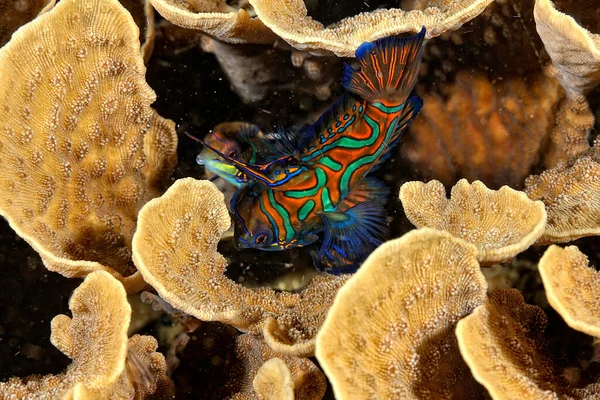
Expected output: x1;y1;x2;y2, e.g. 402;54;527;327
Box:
228;151;238;158
255;233;267;244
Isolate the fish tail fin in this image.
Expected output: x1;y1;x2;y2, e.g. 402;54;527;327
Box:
342;27;425;103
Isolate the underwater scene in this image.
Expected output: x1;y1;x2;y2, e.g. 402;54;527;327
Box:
1;0;600;398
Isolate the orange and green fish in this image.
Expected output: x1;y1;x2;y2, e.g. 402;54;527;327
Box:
189;28;425;274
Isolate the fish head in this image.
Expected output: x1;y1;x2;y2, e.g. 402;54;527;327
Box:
232;187;309;251
195;122;259;186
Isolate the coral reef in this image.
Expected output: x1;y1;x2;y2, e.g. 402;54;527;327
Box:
132;178;348;357
400;179;547;264
0;0;177;292
401;71;563;188
5;0;600;398
0;271;171;398
316;228;487;399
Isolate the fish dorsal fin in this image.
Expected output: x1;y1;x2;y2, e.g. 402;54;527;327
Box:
343;27;426;104
311;201;389;274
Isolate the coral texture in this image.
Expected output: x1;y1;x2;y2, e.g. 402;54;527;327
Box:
525;143;600;244
0;0;177;292
249;0;494;56
400;180;547;264
316;228;487;399
0;271;170;399
132;178;349;357
401;71;563;188
538;245;600;337
149;0;277;44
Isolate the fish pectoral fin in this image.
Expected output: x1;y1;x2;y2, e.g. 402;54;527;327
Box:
310;201;389;275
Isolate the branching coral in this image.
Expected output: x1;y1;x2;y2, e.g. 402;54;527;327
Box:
400;179;547;264
316;228;487;399
132;178;349;357
525;143;600;244
0;0;177;292
401;71;563;188
0;271;171;399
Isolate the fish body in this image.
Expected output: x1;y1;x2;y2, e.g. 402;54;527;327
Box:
194;28;426;273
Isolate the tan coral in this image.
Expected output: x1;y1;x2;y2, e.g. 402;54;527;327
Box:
0;0;177;292
399;180;547;264
315;228;487;400
208;334;326;399
253;358;294;400
0;271;170;399
0;0;55;47
149;0;277;44
534;0;600;97
544;93;595;168
249;0;494;57
132;178;349;357
401;71;563;188
538;245;600;338
525;145;600;244
456;288;581;399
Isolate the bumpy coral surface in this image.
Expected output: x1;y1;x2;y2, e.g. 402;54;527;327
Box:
400;179;547;264
539;245;600;338
401;71;563;188
316;228;487;399
0;271;169;398
525;144;600;244
132;178;349;357
149;0;277;44
0;0;177;291
456;289;564;399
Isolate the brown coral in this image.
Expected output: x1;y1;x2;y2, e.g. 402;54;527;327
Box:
538;245;600;338
249;0;494;57
534;0;600;97
315;228;487;399
253;358;294;400
401;71;563;188
0;271;170;399
149;0;277;44
132;178;349;357
455;288;600;399
525;144;600;244
0;0;177;292
400;180;547;264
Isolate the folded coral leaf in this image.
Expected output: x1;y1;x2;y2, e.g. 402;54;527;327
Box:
0;0;177;292
316;228;487;400
534;0;600;97
0;271;170;398
525;147;600;244
456;288;575;399
249;0;494;56
400;180;547;264
132;178;349;357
